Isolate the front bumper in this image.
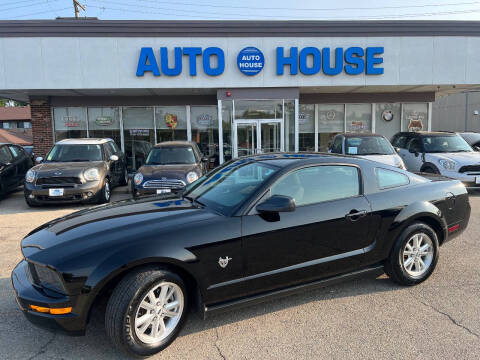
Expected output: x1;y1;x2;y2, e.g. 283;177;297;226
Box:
24;180;103;204
437;170;480;189
133;187;184;198
11;260;86;335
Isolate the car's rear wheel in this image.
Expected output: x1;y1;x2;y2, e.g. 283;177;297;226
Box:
105;268;188;357
97;179;111;204
385;222;439;286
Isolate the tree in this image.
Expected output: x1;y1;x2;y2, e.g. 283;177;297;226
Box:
0;98;27;107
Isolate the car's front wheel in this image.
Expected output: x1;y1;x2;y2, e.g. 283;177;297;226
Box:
385;222;439;286
97;178;111;204
105;268;188;357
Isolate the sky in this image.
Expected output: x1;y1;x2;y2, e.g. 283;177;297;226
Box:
2;0;480;21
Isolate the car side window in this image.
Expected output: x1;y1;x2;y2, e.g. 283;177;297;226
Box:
0;146;13;163
406;138;422;153
104;144;113;159
270;165;360;206
392;135;408;149
331;137;343;153
109;141;120;154
376;168;410;189
8;145;22;160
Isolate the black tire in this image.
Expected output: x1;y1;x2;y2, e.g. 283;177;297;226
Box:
97;178;111;204
385;222;439;286
105;268;188;358
421;165;440;174
119;168;128;186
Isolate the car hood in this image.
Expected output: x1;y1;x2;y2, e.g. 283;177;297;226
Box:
426;152;480;165
21;197;218;266
139;164;200;178
32;161;105;176
357;154;402;167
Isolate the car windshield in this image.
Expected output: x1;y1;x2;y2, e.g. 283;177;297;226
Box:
46;144;103;162
422;135;472;153
461;133;480;146
146;146;196;165
345;136;394;155
184;160;279;216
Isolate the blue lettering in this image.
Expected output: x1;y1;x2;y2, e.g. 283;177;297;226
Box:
322;48;343;76
299;47;321;75
203;47;225;76
160;47;182;76
366;47;384;75
276;47;298;75
182;47;202;76
136;47;160;76
344;47;365;75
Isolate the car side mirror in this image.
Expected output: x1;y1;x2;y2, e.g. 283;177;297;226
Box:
35;156;43;163
394;147;400;153
110;155;119;161
256;195;296;214
408;148;419;157
474;145;480;152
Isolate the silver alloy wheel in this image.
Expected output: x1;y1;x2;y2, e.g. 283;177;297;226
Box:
402;232;434;278
105;181;110;200
134;282;184;344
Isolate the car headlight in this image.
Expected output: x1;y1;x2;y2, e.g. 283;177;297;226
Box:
28;263;66;294
186;171;199;184
134;172;143;186
25;169;35;183
438;159;456;170
83;168;100;181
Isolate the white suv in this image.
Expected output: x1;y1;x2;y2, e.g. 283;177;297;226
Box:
391;131;480;188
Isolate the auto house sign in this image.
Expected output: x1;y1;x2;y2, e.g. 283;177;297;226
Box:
95;116;113;126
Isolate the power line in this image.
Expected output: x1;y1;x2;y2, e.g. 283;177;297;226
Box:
0;0;62;13
87;2;480;20
121;0;480;12
7;6;70;19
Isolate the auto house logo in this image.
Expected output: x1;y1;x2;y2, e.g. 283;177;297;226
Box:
237;47;265;76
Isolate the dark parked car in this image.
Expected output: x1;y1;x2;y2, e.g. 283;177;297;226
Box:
132;141;207;198
459;132;480;151
12;153;470;357
0;143;33;198
24;138;127;206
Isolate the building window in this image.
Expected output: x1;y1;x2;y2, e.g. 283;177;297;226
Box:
24;122;32;129
53;107;87;141
155;106;187;143
122;107;154;172
284;100;295;152
346;104;372;133
318;104;344;152
299;104;315;151
2;122;10;129
402;103;428;132
222;100;233;163
87;107;121;148
191;106;219;166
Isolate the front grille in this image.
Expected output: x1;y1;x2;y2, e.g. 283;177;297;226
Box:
36;177;82;186
143;179;186;189
459;165;480;173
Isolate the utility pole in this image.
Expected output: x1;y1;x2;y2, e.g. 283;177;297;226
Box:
73;0;86;18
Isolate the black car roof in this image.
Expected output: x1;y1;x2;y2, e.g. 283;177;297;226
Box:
340;133;386;138
230;152;366;168
395;131;456;137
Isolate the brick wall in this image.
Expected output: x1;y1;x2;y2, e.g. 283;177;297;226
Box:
30;98;53;158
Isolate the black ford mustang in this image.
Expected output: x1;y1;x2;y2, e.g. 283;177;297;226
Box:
11;153;470;357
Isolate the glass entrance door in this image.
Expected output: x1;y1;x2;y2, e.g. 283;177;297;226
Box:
234;119;282;158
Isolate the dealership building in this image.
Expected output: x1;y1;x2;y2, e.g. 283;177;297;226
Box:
1;20;480;171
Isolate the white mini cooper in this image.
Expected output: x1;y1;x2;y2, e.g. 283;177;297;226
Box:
391;131;480;189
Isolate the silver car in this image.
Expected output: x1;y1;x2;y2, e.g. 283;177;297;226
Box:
329;133;406;169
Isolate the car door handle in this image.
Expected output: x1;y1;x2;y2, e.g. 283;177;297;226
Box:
345;210;367;221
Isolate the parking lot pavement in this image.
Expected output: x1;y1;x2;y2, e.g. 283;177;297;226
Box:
0;189;479;360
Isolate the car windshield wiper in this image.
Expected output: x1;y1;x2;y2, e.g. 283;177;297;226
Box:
68;159;92;162
360;152;390;155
